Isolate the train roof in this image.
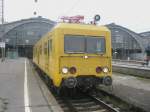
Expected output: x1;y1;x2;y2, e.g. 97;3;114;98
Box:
54;23;110;32
34;23;110;47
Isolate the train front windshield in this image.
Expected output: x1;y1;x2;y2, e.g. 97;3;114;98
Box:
64;35;106;54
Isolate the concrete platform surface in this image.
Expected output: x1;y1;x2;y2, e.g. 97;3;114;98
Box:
112;61;150;78
100;73;150;112
0;58;63;112
112;61;150;70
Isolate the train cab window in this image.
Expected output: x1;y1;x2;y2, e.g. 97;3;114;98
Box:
86;37;105;54
64;35;105;54
64;35;85;53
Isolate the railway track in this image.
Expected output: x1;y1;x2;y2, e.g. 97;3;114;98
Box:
54;91;120;112
54;89;146;112
89;94;120;112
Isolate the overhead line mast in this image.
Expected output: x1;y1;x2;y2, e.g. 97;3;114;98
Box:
0;0;5;61
0;0;4;24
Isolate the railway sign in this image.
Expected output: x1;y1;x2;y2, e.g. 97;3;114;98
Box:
0;42;5;48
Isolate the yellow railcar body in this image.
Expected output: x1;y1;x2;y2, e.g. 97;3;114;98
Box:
33;23;112;88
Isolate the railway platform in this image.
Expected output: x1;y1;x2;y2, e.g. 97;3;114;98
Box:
112;60;150;69
100;73;150;112
0;58;63;112
112;60;150;78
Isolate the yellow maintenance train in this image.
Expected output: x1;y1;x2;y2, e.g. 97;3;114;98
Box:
33;22;112;92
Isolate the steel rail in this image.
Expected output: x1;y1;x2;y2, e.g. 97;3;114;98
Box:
89;94;120;112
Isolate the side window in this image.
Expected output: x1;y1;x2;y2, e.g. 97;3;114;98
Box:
36;48;38;55
40;45;42;55
50;40;52;52
48;40;50;56
48;39;52;56
44;42;48;55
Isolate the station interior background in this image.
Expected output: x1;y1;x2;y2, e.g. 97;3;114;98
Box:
0;16;150;60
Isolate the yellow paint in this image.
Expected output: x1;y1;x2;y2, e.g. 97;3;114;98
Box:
33;23;112;87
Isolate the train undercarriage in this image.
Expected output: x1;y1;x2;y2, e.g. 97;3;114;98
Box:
33;63;112;96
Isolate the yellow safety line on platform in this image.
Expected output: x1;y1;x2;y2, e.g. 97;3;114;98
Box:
24;59;31;112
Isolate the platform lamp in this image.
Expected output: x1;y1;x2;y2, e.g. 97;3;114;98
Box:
25;39;29;44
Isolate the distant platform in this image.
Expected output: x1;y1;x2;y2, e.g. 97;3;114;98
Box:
112;61;150;78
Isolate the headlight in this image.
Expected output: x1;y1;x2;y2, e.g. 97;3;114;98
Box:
62;67;68;74
103;67;109;73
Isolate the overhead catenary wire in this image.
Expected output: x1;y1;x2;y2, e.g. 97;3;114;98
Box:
56;0;80;22
64;0;80;16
